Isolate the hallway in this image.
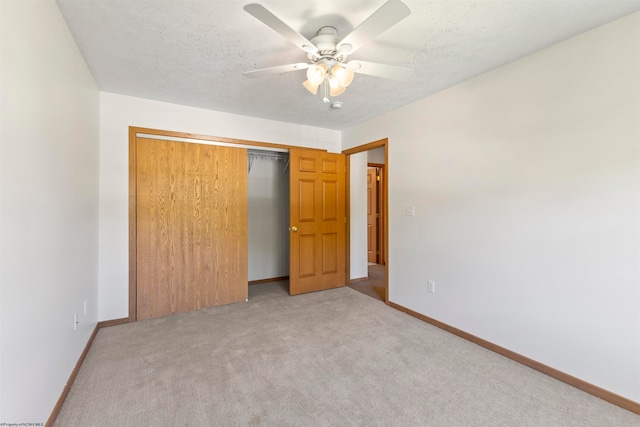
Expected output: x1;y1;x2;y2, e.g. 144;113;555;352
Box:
347;264;386;302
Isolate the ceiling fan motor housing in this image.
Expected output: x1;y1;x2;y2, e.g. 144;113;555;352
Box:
312;26;339;53
307;26;349;64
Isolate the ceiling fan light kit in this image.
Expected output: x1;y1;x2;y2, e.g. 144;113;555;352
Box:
332;65;355;87
306;63;327;86
302;79;319;95
243;0;414;105
302;62;353;96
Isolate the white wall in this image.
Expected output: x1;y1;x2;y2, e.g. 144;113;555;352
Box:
99;93;341;320
0;0;100;422
343;13;640;402
350;152;368;280
367;147;386;164
248;155;290;281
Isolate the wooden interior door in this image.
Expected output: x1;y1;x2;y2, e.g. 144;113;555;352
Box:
289;148;346;295
136;137;248;320
377;165;386;266
367;167;378;263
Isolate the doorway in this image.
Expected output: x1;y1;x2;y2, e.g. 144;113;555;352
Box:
343;139;389;303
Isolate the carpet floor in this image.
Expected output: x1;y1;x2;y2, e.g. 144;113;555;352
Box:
54;282;639;426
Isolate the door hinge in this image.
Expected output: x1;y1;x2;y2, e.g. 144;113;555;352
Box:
376;175;380;181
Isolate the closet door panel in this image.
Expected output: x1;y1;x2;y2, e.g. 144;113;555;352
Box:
136;137;248;320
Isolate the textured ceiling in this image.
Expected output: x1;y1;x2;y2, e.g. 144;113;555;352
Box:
56;0;640;130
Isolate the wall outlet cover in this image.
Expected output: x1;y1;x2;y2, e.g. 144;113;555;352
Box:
427;280;436;293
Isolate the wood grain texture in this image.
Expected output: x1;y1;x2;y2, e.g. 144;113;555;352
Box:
289;148;346;295
129;126;327;320
136;137;247;320
129;127;138;321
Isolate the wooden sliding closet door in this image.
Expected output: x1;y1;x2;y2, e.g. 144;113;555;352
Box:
136;137;248;320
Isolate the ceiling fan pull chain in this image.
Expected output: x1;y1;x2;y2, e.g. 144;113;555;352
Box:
322;77;330;103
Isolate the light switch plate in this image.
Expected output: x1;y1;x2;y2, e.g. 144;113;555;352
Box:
405;205;415;216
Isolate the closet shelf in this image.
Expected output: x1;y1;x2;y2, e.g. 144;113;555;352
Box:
248;150;290;175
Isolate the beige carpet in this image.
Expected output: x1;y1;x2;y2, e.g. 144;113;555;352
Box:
55;282;639;426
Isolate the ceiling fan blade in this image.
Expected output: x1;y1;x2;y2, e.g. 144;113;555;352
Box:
337;0;411;54
242;63;310;78
347;60;414;81
244;4;318;54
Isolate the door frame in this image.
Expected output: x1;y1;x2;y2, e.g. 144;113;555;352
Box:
343;138;389;304
128;126;328;321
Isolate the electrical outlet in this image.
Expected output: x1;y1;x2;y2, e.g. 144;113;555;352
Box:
74;313;78;330
83;299;87;316
427;280;436;293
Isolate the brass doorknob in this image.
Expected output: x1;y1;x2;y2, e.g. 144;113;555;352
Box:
290;226;298;232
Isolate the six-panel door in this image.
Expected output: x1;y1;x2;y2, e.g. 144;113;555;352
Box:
289;148;346;295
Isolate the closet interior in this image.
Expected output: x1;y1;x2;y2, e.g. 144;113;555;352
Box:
247;149;290;284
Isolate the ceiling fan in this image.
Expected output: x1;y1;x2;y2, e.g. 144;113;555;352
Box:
242;0;414;104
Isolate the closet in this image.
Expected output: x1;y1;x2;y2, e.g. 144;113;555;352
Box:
247;149;290;283
130;129;347;321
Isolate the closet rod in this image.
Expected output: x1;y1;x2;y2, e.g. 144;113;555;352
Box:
248;151;288;161
247;150;290;174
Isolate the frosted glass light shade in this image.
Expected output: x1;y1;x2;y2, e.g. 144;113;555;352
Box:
328;76;345;96
329;85;346;97
331;65;354;87
302;80;320;95
306;63;327;86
